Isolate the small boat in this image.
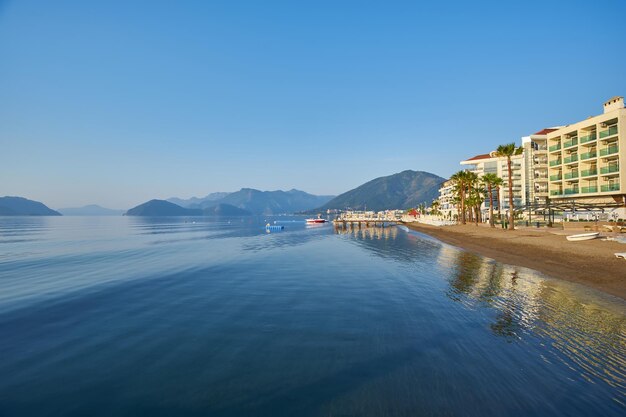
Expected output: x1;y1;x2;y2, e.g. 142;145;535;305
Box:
305;218;327;224
566;232;599;241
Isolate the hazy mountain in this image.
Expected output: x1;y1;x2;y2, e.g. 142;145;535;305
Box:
0;196;62;216
199;188;334;215
58;205;125;216
168;192;231;208
125;200;203;216
203;203;252;216
314;170;445;212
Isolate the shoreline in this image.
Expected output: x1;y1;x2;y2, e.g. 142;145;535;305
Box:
404;222;626;301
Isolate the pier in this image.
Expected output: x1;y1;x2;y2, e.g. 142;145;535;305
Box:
332;211;402;229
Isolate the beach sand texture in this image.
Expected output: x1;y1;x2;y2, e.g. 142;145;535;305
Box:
406;222;626;300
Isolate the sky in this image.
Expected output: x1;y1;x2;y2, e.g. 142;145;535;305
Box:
1;0;625;209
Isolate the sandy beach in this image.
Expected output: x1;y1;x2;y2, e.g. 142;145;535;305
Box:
405;222;626;300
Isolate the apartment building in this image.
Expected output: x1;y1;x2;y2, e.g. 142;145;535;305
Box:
547;97;625;205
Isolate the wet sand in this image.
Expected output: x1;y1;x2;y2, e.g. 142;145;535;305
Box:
405;222;626;300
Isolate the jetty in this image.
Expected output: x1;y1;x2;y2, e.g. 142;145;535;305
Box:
332;210;402;228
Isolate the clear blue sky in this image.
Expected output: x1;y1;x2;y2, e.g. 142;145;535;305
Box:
1;0;625;209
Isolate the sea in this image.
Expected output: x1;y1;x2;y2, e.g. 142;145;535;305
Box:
0;216;624;417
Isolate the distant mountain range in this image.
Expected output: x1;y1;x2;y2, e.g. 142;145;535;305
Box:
167;188;334;215
0;196;61;216
57;205;125;216
167;192;231;208
125;200;203;216
5;170;445;218
313;170;444;212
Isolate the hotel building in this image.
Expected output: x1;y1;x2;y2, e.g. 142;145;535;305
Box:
460;151;527;214
547;97;625;206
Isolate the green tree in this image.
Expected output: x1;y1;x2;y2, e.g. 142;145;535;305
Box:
480;173;503;228
494;143;523;230
451;170;479;224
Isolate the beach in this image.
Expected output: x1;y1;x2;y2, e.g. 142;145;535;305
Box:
405;222;626;300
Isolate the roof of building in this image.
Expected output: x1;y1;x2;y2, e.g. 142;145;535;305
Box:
464;153;491;162
533;128;558;135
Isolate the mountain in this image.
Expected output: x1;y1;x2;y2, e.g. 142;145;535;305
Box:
168;192;231;208
58;205;125;216
0;196;62;216
197;189;334;215
314;170;445;212
125;200;203;216
203;203;252;216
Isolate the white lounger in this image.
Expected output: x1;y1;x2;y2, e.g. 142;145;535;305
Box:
615;253;626;259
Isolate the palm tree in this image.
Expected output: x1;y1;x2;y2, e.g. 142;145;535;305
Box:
451;170;479;225
481;173;503;228
430;200;441;216
494;143;523;230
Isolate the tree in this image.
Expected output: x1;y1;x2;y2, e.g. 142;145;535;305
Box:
494;143;523;230
481;173;503;228
430;200;441;216
450;170;478;225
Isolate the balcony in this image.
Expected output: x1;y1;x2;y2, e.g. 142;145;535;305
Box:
580;151;597;160
564;188;579;195
563;138;578;148
581;186;598;193
563;155;578;164
600;165;620;175
601;184;621;192
534;159;548;165
580;169;597;177
549;143;562;152
563;172;578;180
550;190;562;196
599;125;618;139
549;174;562;181
599;145;619;156
579;133;597;144
549;159;562;167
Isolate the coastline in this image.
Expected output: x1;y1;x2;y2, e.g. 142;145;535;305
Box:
404;222;626;301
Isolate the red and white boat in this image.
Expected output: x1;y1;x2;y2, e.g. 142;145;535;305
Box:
305;217;327;224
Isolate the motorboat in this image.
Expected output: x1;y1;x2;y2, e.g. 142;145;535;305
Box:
566;232;599;241
305;218;327;224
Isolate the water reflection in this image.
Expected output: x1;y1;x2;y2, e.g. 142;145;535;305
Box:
441;248;626;403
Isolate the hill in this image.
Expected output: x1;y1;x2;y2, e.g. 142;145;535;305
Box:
190;189;334;215
125;200;203;216
314;170;444;212
167;192;231;208
203;203;252;216
58;205;125;216
0;196;62;216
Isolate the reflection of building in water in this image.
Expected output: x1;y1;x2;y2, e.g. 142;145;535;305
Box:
334;224;398;240
441;248;626;400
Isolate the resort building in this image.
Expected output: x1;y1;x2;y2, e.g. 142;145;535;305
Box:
522;128;560;207
437;179;458;220
460;150;527;215
547;97;626;208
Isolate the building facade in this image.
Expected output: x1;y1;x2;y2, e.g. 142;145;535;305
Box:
437;179;458;220
547;97;625;206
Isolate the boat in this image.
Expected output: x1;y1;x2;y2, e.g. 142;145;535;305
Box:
305;218;327;224
566;232;599;241
306;214;327;224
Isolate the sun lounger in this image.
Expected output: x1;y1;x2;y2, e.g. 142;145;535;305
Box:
615;253;626;259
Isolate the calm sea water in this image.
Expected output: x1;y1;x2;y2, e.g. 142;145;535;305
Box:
0;216;624;417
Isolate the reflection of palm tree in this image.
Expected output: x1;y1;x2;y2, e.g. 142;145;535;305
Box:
448;252;483;300
481;173;503;228
494;143;523;230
